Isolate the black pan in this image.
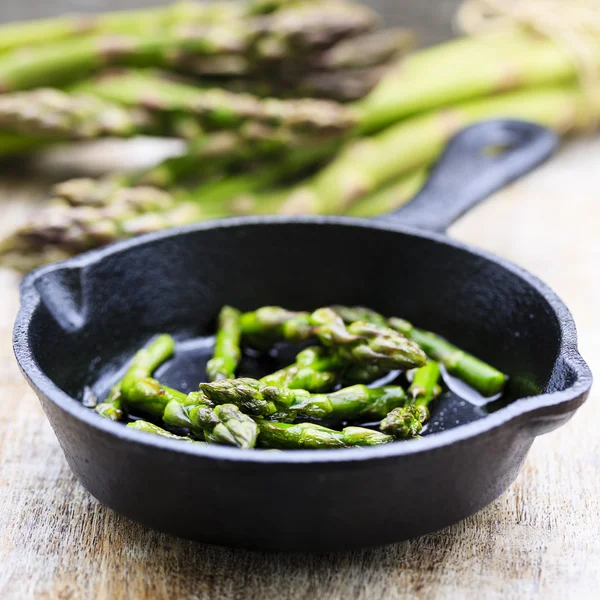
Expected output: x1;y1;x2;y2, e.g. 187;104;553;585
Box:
14;120;592;552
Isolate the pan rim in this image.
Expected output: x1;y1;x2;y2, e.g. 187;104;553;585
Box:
13;215;593;464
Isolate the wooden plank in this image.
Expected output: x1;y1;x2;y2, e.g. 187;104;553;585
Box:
0;138;598;599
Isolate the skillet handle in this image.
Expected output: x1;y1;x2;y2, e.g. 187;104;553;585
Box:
524;352;592;436
380;119;558;233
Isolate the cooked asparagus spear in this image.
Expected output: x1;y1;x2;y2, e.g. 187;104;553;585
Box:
239;306;425;370
379;361;442;439
118;334;182;419
259;346;340;392
257;420;392;449
312;308;427;370
162;397;258;448
127;420;200;442
388;317;507;396
95;334;175;420
206;306;242;380
239;306;314;345
200;378;407;421
95;384;123;421
329;305;387;326
200;403;258;448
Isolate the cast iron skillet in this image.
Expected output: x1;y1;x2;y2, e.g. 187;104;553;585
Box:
14;120;592;552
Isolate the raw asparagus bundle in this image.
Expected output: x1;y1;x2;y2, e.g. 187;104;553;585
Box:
0;1;297;55
0;1;377;92
0;74;356;146
0;88;160;139
72;69;357;138
216;27;415;101
3;83;588;270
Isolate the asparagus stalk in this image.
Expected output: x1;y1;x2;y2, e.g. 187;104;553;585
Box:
318;28;415;70
95;384;123;421
329;305;387;327
95;334;175;420
274;84;600;214
379;361;441;439
257;420;392;449
259;346;341;392
127;419;200;442
162;396;258;448
0;1;296;55
0;1;376;92
0;138;337;271
388;318;507;396
206;306;242;380
0;88;166;140
199;403;258;448
2;85;595;270
357;28;600;133
73;69;357;139
239;306;425;369
118;334;182;419
239;306;314;345
311;308;427;370
200;378;408;422
219;28;414;101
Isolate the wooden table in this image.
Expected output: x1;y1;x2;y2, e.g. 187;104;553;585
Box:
0;138;598;599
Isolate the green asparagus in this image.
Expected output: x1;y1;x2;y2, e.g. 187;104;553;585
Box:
0;1;376;92
163;397;258;448
95;384;123;421
388;317;507;396
311;308;427;370
206;306;242;380
119;334;181;419
73;69;357;138
259;346;340;392
200;378;407;421
0;0;298;55
127;419;200;442
199;403;258;448
0;88;160;139
329;305;387;326
257;420;392;449
379;361;442;439
239;306;314;346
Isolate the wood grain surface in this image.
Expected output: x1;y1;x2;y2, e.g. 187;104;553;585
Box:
0;137;598;599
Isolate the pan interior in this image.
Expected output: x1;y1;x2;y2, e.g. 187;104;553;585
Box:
26;221;567;435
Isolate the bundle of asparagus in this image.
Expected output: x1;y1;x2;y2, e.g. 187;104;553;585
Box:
0;0;599;271
93;304;505;450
